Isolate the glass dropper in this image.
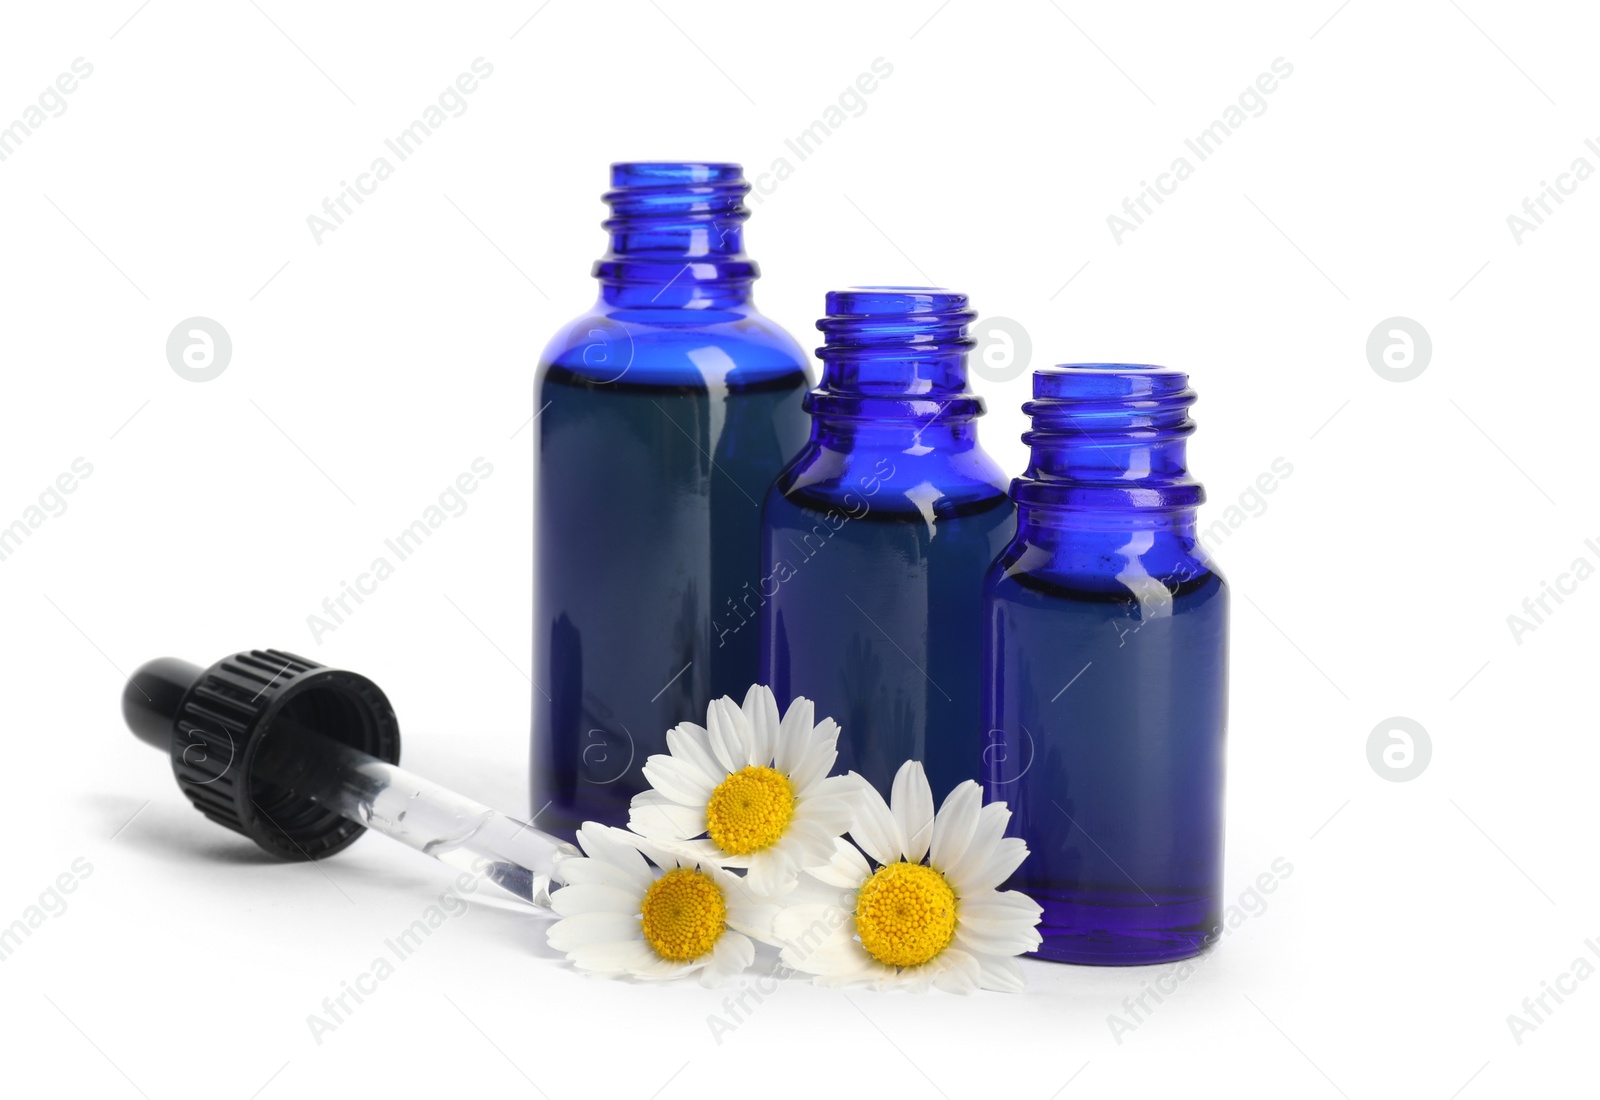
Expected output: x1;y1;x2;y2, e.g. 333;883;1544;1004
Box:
251;717;574;906
122;651;577;910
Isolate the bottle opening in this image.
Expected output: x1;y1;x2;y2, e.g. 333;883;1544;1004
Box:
1032;364;1188;401
602;162;750;244
822;286;970;318
609;162;745;188
595;161;756;295
812;287;980;406
1018;365;1202;511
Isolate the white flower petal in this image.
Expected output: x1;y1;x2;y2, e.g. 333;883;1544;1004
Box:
628;789;707;840
788;718;841;791
930;948;981;994
743;847;796;897
812;964;887;988
664;722;723;785
708;695;753;772
805;838;872;888
780;820;844;869
945;801;1011;890
722;880;783;938
801;771;862;808
775;696;816;775
952;836;1029;894
546;911;641;952
550;883;639;918
566;938;658;975
972;951;1026;993
891;761;935;863
700;931;755;987
639;835;747;869
631;954;699;980
846;772;904;866
957;888;1043;931
792;793;854;839
553;855;644;892
716;697;758;773
742;685;781;766
929;780;982;872
730;904;781;943
955;920;1041;959
619;830;691;871
773;902;859;972
891;962;939;994
573;823;654;890
740;839;823;898
641;753;717;805
795;943;880;986
773;863;858;909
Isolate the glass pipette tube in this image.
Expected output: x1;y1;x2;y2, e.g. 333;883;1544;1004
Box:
252;718;577;908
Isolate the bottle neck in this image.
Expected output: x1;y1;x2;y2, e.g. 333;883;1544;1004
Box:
1013;364;1203;514
1014;502;1199;542
812;414;984;453
593;162;758;310
805;287;986;440
1003;365;1210;581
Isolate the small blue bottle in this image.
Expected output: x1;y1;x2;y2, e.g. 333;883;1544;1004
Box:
759;288;1014;801
532;163;812;833
983;364;1228;965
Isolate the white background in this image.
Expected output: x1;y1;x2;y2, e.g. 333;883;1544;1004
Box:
1;2;1594;1097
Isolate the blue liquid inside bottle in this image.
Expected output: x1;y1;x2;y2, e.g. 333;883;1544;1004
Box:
760;289;1013;802
983;365;1228;965
532;164;811;834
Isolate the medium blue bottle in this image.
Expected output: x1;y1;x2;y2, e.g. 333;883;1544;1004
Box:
759;289;1014;802
532;163;812;834
983;365;1228;965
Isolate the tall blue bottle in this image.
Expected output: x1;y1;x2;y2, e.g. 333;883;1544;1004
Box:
759;289;1014;801
983;365;1228;965
532;163;812;834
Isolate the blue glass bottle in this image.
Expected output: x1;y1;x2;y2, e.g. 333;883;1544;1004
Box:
532;163;812;834
983;365;1228;965
759;289;1014;802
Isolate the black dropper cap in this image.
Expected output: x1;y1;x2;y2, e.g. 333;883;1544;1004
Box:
123;649;402;860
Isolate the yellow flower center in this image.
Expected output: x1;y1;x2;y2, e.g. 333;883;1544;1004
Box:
854;861;958;968
704;765;796;855
639;868;727;962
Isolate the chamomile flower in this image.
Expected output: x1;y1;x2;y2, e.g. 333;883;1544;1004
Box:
547;823;762;986
628;685;857;895
770;761;1043;993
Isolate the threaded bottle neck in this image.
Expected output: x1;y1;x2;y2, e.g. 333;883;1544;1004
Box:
807;287;984;422
593;162;757;307
1015;364;1203;513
